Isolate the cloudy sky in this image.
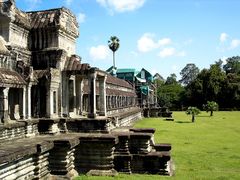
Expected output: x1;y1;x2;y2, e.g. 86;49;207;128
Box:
16;0;240;79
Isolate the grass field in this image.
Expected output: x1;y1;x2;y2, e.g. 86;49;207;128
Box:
75;111;240;180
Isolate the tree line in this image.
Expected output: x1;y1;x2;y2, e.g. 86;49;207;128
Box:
156;56;240;110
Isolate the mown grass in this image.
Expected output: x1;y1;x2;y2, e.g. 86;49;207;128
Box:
75;111;240;180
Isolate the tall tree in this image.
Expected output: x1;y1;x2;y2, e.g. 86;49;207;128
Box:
157;83;184;109
108;36;120;68
223;56;240;74
165;73;177;85
179;63;200;86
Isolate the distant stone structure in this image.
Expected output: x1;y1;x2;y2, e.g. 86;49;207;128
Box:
0;1;173;179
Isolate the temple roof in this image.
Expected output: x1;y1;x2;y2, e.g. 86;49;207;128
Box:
0;1;79;36
0;68;26;87
64;55;90;74
106;74;133;89
27;7;79;37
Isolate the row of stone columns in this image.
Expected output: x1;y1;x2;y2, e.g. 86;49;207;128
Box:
0;86;31;123
62;73;85;118
106;95;137;110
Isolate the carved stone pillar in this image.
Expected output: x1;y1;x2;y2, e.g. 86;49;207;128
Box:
99;76;106;116
3;87;9;122
27;84;32;119
22;87;26;119
76;77;83;115
88;69;97;118
62;72;69;117
46;85;51;118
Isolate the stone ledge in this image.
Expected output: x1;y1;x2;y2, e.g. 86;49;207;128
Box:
79;134;116;142
129;132;152;138
154;143;172;152
51;137;80;148
0;121;26;130
87;169;118;176
17;119;39;125
129;128;156;134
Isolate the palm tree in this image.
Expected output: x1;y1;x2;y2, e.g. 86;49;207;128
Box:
203;101;218;116
186;106;200;123
108;36;120;68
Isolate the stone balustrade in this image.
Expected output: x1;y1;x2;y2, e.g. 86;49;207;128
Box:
0;120;39;142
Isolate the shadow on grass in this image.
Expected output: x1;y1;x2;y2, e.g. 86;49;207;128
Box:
175;120;192;124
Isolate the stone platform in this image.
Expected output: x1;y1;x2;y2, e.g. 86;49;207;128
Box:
0;129;174;179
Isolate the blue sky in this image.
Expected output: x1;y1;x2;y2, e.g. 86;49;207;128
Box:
16;0;240;79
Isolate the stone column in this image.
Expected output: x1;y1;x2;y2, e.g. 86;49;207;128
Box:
46;85;51;118
3;87;9;122
76;76;83;115
88;69;97;118
22;87;26;119
50;89;54;116
110;96;112;109
99;76;107;116
27;84;32;119
62;72;69;117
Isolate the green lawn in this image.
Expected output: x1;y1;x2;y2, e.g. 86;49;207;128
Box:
75;111;240;180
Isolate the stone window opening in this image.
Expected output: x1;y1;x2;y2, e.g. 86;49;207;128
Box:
53;91;57;114
68;79;74;112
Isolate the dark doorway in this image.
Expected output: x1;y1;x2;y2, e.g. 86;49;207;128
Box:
32;77;47;118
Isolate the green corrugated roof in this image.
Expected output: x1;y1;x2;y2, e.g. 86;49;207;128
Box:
117;69;136;73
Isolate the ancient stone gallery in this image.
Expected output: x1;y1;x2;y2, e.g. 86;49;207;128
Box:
0;0;173;179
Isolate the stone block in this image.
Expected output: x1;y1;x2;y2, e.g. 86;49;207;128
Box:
129;133;152;154
48;137;80;178
75;134;117;176
114;155;132;174
154;143;172;152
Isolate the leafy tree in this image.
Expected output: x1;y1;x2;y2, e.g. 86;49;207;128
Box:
186;107;200;122
223;56;240;74
219;73;240;109
154;79;164;89
108;36;120;68
157;83;184;109
179;63;200;86
203;101;218;116
165;73;177;85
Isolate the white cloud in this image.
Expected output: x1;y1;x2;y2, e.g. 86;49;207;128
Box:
158;38;171;46
158;48;176;58
65;0;73;6
137;33;158;53
77;13;86;24
220;33;228;42
221;56;228;65
177;51;186;57
89;45;110;60
96;0;146;13
137;33;172;53
230;39;240;49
